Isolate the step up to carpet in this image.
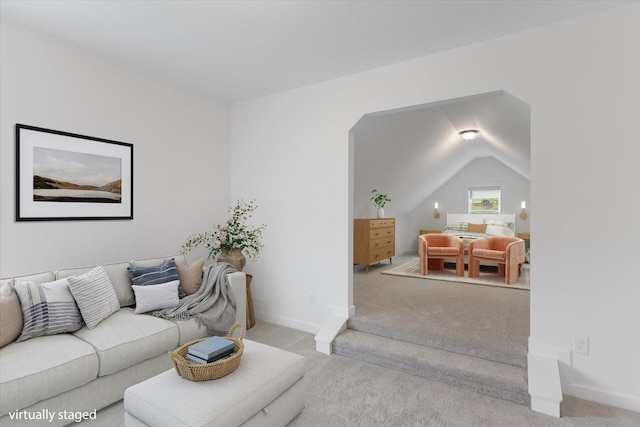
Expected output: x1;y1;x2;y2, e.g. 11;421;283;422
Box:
347;316;527;369
333;330;530;406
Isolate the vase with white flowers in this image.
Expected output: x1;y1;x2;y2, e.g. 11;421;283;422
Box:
370;189;391;219
181;199;266;271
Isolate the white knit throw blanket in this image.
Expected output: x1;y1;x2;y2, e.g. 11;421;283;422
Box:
152;262;237;336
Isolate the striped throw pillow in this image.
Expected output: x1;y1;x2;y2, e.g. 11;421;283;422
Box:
14;278;84;341
67;266;120;329
128;258;183;297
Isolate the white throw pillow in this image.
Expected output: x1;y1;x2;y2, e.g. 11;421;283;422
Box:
67;266;120;329
132;280;180;314
486;224;512;236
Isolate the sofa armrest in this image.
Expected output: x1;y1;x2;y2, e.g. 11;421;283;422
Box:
227;271;247;332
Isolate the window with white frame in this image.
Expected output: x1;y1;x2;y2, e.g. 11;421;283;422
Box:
468;186;501;214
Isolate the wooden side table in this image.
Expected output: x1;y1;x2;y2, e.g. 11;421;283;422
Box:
245;274;255;330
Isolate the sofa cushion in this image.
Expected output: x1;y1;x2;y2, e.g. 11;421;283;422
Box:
67;266;121;329
0;334;99;417
73;308;179;376
57;261;134;308
11;271;56;284
176;257;205;295
172;318;208;345
0;282;23;348
131;254;186;269
132;280;180;314
14;278;84;341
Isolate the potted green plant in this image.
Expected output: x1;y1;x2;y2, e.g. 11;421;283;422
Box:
370;189;391;218
181;199;266;271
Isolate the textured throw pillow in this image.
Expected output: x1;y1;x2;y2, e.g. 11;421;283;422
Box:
127;258;185;297
67;266;120;329
484;219;514;229
486;224;512;237
445;222;468;232
14;278;84;342
128;258;178;286
468;223;487;233
0;282;24;347
176;258;205;296
484;220;514;237
132;280;180;314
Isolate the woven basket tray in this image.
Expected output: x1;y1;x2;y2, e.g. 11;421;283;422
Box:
169;323;244;381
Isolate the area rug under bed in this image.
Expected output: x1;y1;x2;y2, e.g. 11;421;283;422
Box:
381;258;530;290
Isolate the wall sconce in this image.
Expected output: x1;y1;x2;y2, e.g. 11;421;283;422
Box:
519;201;528;220
434;202;440;219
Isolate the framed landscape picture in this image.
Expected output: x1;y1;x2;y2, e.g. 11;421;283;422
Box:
16;124;133;221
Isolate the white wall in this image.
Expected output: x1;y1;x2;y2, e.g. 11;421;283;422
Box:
404;157;531;253
230;5;640;412
0;19;231;277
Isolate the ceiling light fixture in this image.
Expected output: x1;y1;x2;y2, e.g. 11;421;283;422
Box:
459;130;479;140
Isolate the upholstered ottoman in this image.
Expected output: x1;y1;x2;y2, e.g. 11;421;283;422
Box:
123;339;305;427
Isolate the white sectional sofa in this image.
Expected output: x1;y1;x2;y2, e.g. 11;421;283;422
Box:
0;254;246;427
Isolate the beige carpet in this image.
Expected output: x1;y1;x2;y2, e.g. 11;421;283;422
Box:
382;257;530;290
85;322;640;427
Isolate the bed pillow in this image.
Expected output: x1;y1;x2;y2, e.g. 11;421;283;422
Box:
484;219;513;229
132;280;180;314
176;258;205;296
484;219;514;237
67;266;120;329
445;222;468;232
127;258;184;297
14;278;84;341
0;282;24;347
468;223;487;233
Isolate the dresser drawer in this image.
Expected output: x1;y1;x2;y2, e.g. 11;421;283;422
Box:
370;236;394;250
369;244;395;263
369;219;395;229
369;227;394;239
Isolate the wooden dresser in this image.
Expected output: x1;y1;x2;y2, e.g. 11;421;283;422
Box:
354;218;395;273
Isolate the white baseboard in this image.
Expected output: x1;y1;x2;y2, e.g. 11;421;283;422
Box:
569;383;640;414
253;310;322;334
327;304;355;319
529;337;640;414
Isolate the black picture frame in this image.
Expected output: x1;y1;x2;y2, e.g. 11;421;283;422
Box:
16;124;133;221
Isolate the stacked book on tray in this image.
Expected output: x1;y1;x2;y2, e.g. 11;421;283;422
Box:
185;336;236;365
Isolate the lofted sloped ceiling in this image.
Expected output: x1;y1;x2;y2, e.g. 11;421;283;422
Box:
353;91;530;217
0;1;630;102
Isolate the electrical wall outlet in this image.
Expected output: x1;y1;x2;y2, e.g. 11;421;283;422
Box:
308;292;316;305
573;335;589;355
